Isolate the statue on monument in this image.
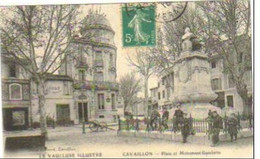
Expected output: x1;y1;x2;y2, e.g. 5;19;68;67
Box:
181;27;202;52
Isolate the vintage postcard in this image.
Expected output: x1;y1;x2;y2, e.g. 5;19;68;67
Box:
0;0;254;158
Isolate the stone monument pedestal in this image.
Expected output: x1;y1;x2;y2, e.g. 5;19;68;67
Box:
172;52;222;119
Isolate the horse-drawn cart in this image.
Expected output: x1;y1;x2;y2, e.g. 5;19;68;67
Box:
89;120;115;132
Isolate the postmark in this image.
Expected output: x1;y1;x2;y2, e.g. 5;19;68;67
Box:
155;2;188;23
122;4;156;47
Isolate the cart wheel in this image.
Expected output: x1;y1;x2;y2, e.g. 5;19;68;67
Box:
89;121;99;132
100;122;108;131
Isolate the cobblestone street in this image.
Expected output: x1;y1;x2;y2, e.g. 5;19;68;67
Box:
4;125;253;158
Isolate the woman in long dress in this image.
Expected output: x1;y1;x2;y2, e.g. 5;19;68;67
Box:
128;9;151;44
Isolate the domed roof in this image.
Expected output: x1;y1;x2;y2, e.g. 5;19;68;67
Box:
74;12;116;50
82;13;111;27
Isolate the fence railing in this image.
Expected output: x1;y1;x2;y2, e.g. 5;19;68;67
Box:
118;114;253;134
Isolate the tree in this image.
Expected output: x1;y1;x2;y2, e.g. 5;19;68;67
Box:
0;5;79;138
150;0;251;114
197;0;251;114
127;48;155;117
119;72;142;116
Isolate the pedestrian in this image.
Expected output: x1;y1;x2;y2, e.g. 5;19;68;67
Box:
210;111;223;146
227;113;238;142
150;110;160;130
180;113;190;143
161;109;169;130
174;105;184;131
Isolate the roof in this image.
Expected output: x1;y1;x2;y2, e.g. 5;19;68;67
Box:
79;13;115;36
81;13;111;28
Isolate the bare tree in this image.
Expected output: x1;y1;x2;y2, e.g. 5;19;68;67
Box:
197;0;251;114
127;48;156;117
150;0;251;114
0;5;79;138
119;72;142;116
148;4;205;89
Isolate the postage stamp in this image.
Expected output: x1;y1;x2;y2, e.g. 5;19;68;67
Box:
122;4;156;47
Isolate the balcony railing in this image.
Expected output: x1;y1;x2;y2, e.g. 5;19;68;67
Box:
76;61;89;69
94;60;104;67
73;80;119;91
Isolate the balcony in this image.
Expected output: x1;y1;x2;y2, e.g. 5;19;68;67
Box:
94;60;104;67
73;80;119;91
76;61;89;70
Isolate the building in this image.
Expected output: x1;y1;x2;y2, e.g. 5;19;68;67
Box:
59;13;119;123
149;70;175;114
1;53;75;130
1;55;31;130
150;39;252;115
1;13;119;131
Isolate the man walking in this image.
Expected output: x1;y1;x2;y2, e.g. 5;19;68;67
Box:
210;111;223;146
174;105;184;131
161;109;169;130
227;113;238;142
181;113;190;143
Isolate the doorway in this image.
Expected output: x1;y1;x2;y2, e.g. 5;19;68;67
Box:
56;104;70;126
78;103;88;123
3;108;28;131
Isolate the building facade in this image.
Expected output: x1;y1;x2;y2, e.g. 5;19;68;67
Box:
150;54;252;115
59;13;119;123
1;13;120;131
1;55;31;130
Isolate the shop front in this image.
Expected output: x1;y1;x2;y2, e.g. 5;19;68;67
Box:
3;107;29;131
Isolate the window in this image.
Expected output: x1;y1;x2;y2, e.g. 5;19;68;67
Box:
226;95;234;107
162;90;165;98
228;75;235;88
98;93;105;109
158;92;161;100
110;54;113;67
96;72;104;82
9;84;22;100
9;63;17;77
162;78;165;85
95;50;103;66
79;70;85;82
211;61;217;69
167;87;171;99
211;78;222;90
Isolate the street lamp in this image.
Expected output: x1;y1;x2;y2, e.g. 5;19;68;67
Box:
79;92;87;134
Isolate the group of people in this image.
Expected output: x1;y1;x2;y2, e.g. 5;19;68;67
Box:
149;106;242;146
149;106;191;143
207;110;240;146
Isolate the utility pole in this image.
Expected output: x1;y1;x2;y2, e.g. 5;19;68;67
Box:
79;92;87;134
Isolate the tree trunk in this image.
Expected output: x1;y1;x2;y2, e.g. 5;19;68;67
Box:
144;77;149;117
37;78;48;139
123;102;127;117
237;85;250;115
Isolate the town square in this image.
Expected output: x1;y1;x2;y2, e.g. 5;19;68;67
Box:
0;0;253;158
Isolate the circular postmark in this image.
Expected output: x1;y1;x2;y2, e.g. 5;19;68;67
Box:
124;2;188;23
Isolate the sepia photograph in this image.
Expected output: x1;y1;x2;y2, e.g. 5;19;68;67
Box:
0;0;254;158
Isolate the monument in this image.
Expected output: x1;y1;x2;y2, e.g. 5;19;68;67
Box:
172;27;221;119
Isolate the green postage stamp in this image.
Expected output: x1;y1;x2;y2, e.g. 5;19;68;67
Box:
122;4;156;47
